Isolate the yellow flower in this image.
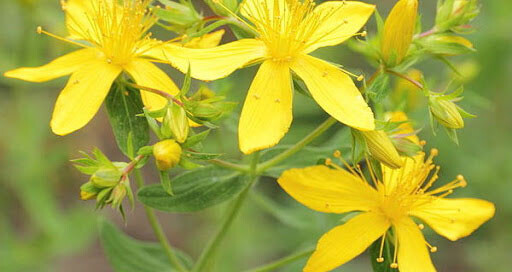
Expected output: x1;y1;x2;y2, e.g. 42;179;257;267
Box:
278;151;494;271
381;0;418;66
3;0;221;135
147;0;376;154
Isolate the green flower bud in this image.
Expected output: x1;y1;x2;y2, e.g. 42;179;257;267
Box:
363;130;403;169
429;97;464;129
90;167;122;188
153;140;182;171
110;183;127;209
170;104;189;143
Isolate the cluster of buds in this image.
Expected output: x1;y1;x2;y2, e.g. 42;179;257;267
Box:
153;0;202;33
435;0;480;33
185;86;237;123
73;149;134;216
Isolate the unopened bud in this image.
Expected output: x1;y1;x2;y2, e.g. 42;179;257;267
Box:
381;0;418;66
429;98;464;129
110;183;127;209
153;140;182;171
80;190;97;200
170;103;189;143
363;130;403;169
90;167;122;188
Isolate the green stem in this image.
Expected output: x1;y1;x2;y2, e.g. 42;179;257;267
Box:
385;69;424;90
208;159;250;173
134;169;188;272
256;117;337;174
193;153;260;272
243;248;314;272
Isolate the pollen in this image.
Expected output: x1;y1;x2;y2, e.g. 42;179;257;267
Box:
242;0;350;62
65;0;157;65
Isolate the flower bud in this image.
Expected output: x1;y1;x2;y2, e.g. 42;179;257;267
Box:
363;130;403;169
170;104;189;143
90;167;122;188
429;97;464;129
381;0;418;66
153;140;182;171
110;183;127;209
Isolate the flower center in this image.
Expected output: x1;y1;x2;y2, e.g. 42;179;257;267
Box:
242;0;338;62
65;0;156;65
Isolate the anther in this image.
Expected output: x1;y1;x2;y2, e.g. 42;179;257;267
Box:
390;263;398;269
36;26;42;34
333;150;341;158
357;75;364;81
420;140;427;146
430;246;438;253
430;148;439;156
325;158;333;166
457;174;464;181
376;257;384;263
418;223;425;230
360;30;367;37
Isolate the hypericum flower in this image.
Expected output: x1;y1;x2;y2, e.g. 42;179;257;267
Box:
148;0;376;154
278;152;494;271
381;0;418;66
3;0;222;135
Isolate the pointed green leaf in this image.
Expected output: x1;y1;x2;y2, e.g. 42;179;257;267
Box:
105;83;149;158
137;166;246;213
99;219;192;272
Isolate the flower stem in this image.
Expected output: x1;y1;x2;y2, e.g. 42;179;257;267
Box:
192;153;260;272
243;248;315;272
126;82;184;107
385;69;424;90
133;169;188;272
208;159;250;173
256;117;337;174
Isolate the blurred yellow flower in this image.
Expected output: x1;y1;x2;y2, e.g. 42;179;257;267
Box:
381;0;418;66
4;0;222;135
148;0;376;154
278;150;494;272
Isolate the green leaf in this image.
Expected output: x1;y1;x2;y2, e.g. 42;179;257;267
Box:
137;166;246;212
367;72;391;103
182;129;210;148
105;83;149;158
99;218;192;272
183;151;223;160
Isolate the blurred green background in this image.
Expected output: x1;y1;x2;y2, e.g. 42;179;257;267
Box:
0;0;510;271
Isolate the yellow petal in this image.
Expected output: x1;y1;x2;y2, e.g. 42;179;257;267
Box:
144;39;266;81
183;29;225;49
290;55;375;130
51;60;122;135
278;165;379;214
304;212;390;272
239;60;292;154
4;48;99;83
410;198;495;241
241;0;288;26
124;58;179;111
63;0;96;40
395;217;436;272
304;1;375;53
